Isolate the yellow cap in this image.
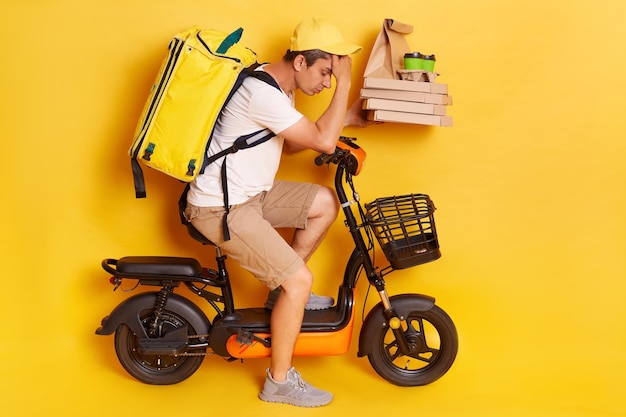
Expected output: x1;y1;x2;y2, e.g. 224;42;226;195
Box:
290;18;361;56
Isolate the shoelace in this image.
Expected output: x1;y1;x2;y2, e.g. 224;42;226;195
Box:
291;370;310;391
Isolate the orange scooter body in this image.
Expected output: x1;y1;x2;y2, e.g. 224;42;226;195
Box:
336;138;366;176
226;304;356;359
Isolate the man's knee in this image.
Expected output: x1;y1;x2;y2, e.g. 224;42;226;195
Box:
311;186;339;219
281;265;313;300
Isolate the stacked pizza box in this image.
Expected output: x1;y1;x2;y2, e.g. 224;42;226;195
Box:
361;76;453;127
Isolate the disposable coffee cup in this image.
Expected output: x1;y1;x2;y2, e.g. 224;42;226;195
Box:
404;52;424;70
422;54;436;72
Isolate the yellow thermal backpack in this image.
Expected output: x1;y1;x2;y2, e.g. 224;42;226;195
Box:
129;26;278;199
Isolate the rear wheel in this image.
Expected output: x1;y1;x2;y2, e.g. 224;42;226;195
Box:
114;309;205;384
367;303;457;386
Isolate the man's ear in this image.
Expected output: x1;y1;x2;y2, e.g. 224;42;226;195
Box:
293;54;306;72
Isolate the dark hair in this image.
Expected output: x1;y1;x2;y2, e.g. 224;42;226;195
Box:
282;49;331;66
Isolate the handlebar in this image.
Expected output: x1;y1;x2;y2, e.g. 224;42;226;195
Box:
315;136;366;176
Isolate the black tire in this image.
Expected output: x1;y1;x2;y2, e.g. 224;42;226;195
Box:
114;309;205;385
366;302;458;386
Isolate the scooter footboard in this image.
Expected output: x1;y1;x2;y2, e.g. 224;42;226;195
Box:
223;306;357;359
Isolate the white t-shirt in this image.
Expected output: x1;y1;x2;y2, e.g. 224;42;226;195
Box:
188;69;303;207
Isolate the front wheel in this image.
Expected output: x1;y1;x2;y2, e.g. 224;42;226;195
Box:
114;309;206;385
367;303;458;386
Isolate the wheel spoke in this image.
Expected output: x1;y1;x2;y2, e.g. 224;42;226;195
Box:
410;348;438;363
384;340;402;361
406;317;423;333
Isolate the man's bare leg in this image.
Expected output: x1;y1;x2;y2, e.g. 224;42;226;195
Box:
291;186;339;262
267;186;338;380
268;265;312;381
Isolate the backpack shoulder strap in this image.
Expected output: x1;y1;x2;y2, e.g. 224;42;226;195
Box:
199;66;281;173
244;67;281;90
206;67;282;241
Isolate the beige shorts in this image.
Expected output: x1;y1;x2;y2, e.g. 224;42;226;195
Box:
184;180;320;289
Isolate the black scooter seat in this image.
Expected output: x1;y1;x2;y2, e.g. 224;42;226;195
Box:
116;256;202;276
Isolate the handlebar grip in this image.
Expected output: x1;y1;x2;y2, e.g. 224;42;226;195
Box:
315;152;334;166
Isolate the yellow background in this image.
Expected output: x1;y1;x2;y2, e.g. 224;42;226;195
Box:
1;1;624;416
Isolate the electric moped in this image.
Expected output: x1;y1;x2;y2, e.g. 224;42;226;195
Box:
96;136;458;386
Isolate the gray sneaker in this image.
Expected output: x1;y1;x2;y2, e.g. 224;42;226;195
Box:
259;367;333;407
264;288;334;310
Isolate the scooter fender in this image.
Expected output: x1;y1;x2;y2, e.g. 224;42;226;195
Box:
95;292;211;339
357;293;435;357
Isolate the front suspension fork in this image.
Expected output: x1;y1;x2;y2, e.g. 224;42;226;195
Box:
378;288;412;355
366;260;412;355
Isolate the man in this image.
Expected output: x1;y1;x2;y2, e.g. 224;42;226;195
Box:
185;18;364;407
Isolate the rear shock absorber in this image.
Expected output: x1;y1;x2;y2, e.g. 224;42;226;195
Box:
148;286;173;337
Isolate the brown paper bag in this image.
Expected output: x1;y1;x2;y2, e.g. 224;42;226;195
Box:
363;18;413;80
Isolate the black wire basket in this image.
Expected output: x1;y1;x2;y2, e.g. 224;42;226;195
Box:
365;194;441;270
